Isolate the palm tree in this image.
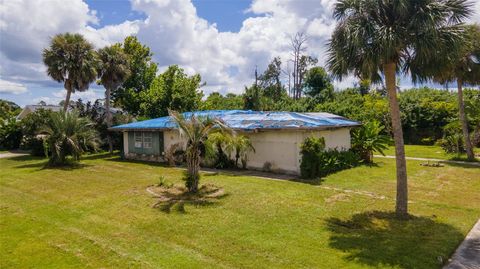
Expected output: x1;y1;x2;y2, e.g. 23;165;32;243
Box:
428;24;480;161
41;110;99;165
42;33;99;111
352;121;390;163
97;44;131;153
327;0;471;218
169;110;233;193
229;135;255;169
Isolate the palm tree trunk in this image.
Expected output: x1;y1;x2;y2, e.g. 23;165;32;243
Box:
64;81;72;111
106;86;113;154
457;79;475;161
384;62;408;218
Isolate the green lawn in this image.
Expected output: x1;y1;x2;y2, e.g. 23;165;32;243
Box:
380;144;480;161
1;154;479;268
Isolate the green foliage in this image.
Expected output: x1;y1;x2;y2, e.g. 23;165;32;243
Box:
113;36;158;116
243;84;263;111
140;65;203;118
436;134;465;154
352;121;391;163
41;110;99;165
327;0;470;82
0;99;21;121
169;110;233;193
0;117;22;150
205;133;235;169
300;137;360;179
73;99;132;151
303;66;334;102
259;57;286;101
42;33;99;108
97;44;131;91
399;88;457;144
200;92;243;110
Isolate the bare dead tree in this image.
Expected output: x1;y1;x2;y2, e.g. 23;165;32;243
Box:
290;32;308;99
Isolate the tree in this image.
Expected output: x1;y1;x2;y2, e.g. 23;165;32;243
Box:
259;57;286;101
97;44;131;153
42;33;99;111
0;99;21;121
201;92;243;110
231;135;255;169
243;84;262;111
140;65;203;118
352;121;391;163
303;66;334;102
327;0;471;218
428;25;480;161
169;110;233;193
113;36;158;116
40;110;99;165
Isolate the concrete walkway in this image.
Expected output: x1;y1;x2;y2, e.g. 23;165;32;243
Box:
444;219;480;269
0;151;29;159
374;155;480;167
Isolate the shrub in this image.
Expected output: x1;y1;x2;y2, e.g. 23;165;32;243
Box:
436;134;465;154
351;121;391;163
41;110;99;165
22;137;47;157
0;117;22;150
300;137;360;179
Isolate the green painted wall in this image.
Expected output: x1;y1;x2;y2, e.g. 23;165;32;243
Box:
127;131;164;155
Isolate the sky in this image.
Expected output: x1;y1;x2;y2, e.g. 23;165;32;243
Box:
1;0;479;107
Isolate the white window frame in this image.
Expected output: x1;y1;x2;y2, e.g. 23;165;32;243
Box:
143;132;153;149
134;132;143;148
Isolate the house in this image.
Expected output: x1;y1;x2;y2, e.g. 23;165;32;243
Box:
16;103;124;121
111;110;361;175
16;105;62;120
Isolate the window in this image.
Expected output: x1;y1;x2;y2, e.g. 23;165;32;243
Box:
134;132;142;148
143;132;153;148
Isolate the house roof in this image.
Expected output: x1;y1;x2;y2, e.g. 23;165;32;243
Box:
16;105;62;120
111;110;361;131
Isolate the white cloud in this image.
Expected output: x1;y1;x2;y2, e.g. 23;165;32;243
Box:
0;0;140;91
0;79;27;94
127;0;337;95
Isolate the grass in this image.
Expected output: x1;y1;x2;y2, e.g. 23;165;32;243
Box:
379;144;480;161
0;154;479;268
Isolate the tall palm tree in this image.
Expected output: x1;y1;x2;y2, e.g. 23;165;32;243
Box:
97;44;131;153
169;110;233;193
43;33;99;111
41;110;99;165
427;24;480;161
327;0;471;218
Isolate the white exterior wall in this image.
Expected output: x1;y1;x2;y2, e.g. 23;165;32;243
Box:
159;127;352;175
164;129;185;151
242;128;352;174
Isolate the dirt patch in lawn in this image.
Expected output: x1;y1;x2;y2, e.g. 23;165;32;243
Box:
146;184;227;213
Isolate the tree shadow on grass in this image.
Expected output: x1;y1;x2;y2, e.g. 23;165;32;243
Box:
14;158;91;170
326;211;464;269
148;184;229;214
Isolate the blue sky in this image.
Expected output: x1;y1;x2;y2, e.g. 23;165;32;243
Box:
1;0;479;107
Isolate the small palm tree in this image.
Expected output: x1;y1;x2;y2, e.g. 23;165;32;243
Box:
427;25;480;161
327;0;471;218
169;110;233;193
41;110;99;165
43;33;99;111
352;121;391;163
97;44;131;153
230;135;255;169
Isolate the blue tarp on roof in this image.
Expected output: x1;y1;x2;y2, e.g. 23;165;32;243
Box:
111;110;361;131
